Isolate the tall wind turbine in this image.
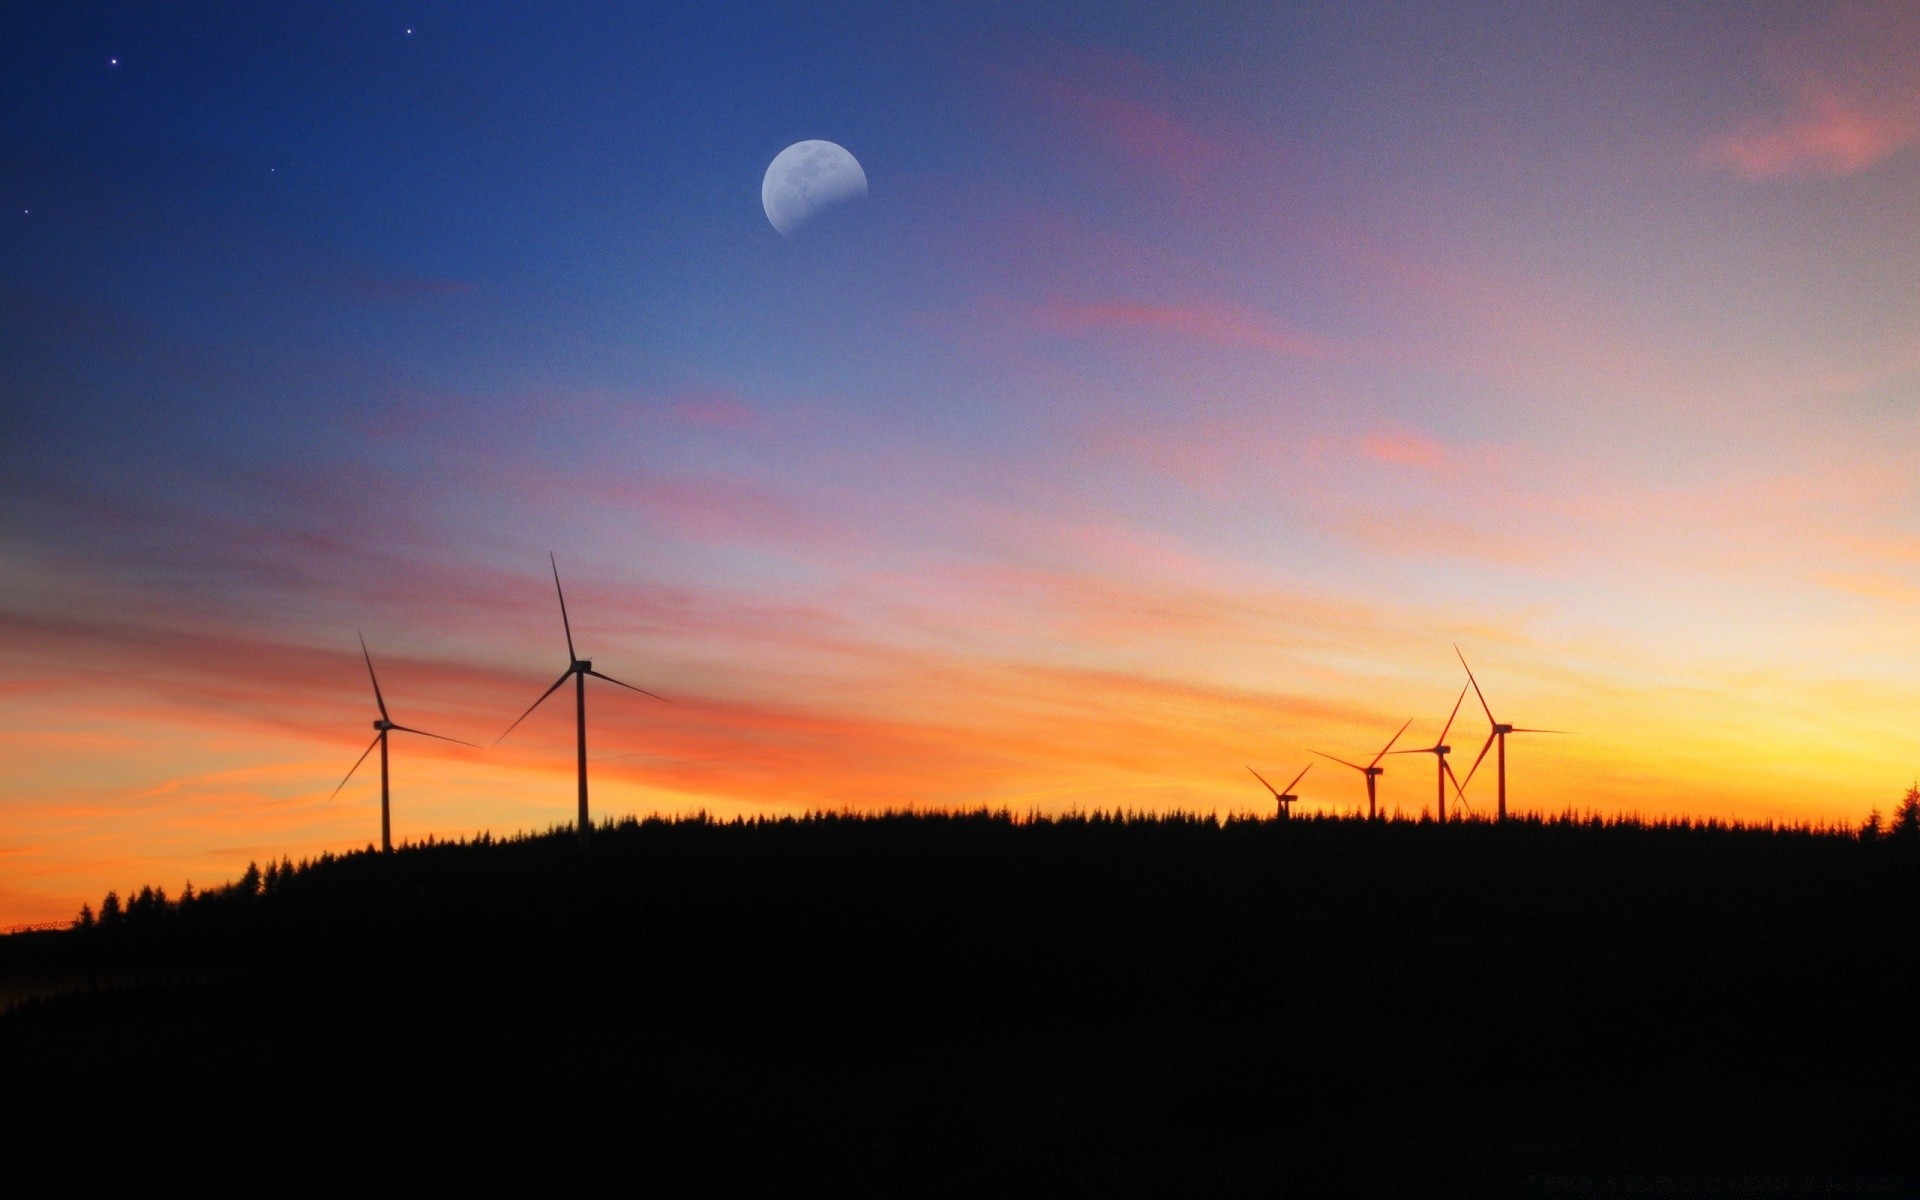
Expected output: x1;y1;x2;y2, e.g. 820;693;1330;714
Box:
331;633;476;854
1388;684;1471;821
1311;719;1412;819
496;554;668;847
1248;763;1311;819
1455;645;1567;821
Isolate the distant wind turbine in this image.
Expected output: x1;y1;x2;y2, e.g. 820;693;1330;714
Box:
1455;645;1567;821
1388;683;1471;821
1311;718;1413;819
1248;763;1310;819
331;634;476;854
496;554;668;848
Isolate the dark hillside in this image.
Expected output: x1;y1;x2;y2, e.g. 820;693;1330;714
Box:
3;812;1915;1192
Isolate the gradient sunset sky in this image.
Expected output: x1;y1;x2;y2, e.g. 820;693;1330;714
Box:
5;2;1920;922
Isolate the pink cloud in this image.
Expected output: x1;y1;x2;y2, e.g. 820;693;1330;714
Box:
1002;42;1229;184
1042;299;1334;358
1360;429;1449;472
1033;76;1225;181
1702;3;1920;179
1703;92;1916;178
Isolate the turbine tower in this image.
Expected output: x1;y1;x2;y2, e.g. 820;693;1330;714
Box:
1388;683;1471;821
497;554;668;848
1248;763;1311;819
1455;645;1566;821
1310;719;1412;819
331;633;475;854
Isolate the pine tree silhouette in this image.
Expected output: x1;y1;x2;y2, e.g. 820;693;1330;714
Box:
1891;783;1920;844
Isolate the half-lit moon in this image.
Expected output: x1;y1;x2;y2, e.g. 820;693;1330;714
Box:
762;140;867;236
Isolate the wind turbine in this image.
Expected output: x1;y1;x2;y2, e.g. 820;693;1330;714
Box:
330;633;476;854
1310;719;1412;819
1455;645;1567;821
496;554;668;848
1388;683;1471;821
1248;763;1311;819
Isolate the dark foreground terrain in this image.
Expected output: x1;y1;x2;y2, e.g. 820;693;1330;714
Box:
3;812;1916;1193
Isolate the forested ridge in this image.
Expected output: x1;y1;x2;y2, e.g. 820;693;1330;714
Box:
3;810;1915;1191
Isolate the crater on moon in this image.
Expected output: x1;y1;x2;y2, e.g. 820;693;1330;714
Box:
762;140;867;236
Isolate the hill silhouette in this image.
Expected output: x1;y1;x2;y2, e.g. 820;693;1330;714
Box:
2;810;1915;1192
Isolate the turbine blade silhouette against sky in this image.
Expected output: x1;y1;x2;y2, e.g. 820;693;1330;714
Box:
1371;720;1414;769
337;636;476;853
1454;647;1565;821
497;556;667;847
361;633;389;723
330;735;383;802
497;671;577;746
1310;718;1411;818
585;670;670;704
551;553;578;664
1389;683;1470;819
8;2;1920;920
1247;762;1310;817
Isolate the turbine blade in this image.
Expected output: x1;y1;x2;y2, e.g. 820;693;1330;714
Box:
390;724;480;748
1370;718;1414;767
495;669;575;746
1247;766;1280;797
359;632;389;721
1309;750;1368;773
1455;644;1496;726
1450;761;1476;816
1282;763;1312;795
1511;727;1570;734
586;669;669;703
1458;732;1497;792
328;733;382;801
1438;682;1468;745
550;552;576;662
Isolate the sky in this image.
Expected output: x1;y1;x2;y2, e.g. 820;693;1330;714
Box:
5;1;1920;922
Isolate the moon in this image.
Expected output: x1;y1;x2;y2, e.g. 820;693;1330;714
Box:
762;140;868;236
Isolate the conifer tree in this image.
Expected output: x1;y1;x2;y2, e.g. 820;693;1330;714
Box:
1892;783;1920;844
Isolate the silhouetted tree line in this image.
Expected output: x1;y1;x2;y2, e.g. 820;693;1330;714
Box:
30;804;1920;955
4;807;1918;1188
1860;782;1920;843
